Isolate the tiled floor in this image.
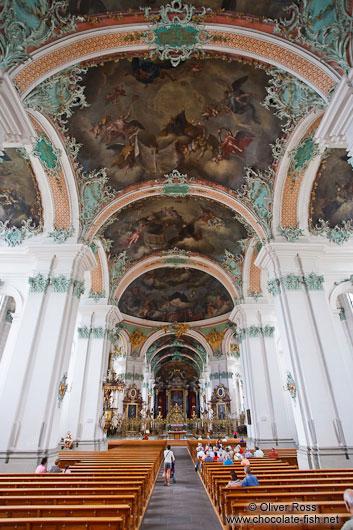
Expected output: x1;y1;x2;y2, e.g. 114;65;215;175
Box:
141;447;222;530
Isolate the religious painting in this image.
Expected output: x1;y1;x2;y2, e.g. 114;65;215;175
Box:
310;149;353;228
217;402;226;419
68;57;282;192
104;196;248;262
171;389;183;408
0;149;42;228
118;267;233;322
127;403;137;418
67;0;291;20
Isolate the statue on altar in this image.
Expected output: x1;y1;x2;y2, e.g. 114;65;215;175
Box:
140;405;148;432
64;431;73;449
208;407;214;431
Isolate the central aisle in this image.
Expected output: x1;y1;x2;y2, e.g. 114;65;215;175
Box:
141;446;222;530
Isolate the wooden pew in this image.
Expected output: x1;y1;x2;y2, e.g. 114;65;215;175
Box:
0;441;166;529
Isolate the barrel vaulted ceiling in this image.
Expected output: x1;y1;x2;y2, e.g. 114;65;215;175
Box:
0;1;353;344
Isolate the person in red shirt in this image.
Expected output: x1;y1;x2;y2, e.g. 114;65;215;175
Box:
269;447;278;458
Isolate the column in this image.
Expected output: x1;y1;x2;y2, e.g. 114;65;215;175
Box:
257;242;353;468
0;244;95;468
230;302;296;450
62;303;122;450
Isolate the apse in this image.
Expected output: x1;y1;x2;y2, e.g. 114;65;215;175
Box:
118;267;233;322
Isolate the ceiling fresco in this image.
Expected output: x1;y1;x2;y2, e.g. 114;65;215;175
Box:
0;149;42;229
68;57;282;192
104;196;248;261
310;149;353;229
118;267;233;322
67;0;292;20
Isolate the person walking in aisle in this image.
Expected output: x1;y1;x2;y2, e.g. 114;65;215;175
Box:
163;445;175;486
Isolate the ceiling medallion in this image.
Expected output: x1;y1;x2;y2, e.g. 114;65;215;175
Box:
140;1;212;67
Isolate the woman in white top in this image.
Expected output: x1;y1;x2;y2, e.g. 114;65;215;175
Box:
163;445;175;486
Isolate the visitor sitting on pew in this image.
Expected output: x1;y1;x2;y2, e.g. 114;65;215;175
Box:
62;464;71;473
342;489;353;529
226;445;234;459
241;454;250;466
245;448;253;458
234;452;242;460
49;458;61;473
241;466;259;487
35;457;48;474
213;451;219;461
269;447;278;458
254;446;264;457
204;451;214;463
226;470;241;488
223;449;234;465
235;444;241;453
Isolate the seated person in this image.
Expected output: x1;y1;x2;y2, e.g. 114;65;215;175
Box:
213;451;219;462
269;447;279;458
254;446;264;457
342;489;353;530
241;455;250;466
241;466;259;487
204;451;214;463
226;470;241;488
245;448;253;458
49;458;61;473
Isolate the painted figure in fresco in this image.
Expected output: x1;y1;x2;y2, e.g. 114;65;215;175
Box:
221;76;260;124
216;128;254;161
128;58;176;86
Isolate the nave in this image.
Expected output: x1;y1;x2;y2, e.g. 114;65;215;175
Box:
0;440;352;529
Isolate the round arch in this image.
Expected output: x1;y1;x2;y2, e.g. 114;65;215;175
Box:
12;22;338;99
113;252;240;304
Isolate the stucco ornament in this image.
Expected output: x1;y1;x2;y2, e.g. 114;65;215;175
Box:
80;168;115;235
24;66;88;131
141;1;212;67
0;219;42;247
311;218;353;245
0;0;77;72
48;226;74;243
269;0;353;73
285;371;297;400
262;68;325;134
28;273;49;293
57;372;68;408
279;226;304;242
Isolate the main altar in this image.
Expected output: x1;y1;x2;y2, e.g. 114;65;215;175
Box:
167;403;187;439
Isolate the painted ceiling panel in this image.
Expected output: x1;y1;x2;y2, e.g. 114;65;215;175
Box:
0;149;42;229
104;196;248;261
118;267;233;322
311;149;353;229
68;57;282;192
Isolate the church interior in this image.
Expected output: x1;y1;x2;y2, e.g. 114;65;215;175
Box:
0;0;353;528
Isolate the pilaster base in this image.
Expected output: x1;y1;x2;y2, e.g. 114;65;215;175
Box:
297;445;353;469
0;447;59;473
75;438;107;451
248;437;297;449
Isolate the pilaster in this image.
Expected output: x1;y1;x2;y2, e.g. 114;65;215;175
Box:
0;244;96;467
256;242;353;468
230;301;295;449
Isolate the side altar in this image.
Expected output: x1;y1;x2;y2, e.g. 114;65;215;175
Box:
167;403;187;440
